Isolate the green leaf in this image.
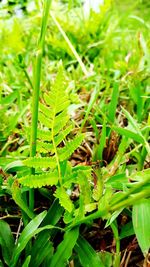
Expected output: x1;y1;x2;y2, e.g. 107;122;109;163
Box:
75;235;105;267
22;255;31;267
113;126;144;144
49;227;79;267
132;199;150;256
120;221;134;239
108;82;119;123
19;170;58;188
58;134;84;161
0;220;15;265
122;107;150;154
11;211;47;267
54;187;74;213
30;232;53;267
98;251;113;267
23;156;56;169
11;181;35;219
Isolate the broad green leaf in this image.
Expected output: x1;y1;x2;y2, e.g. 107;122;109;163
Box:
99;251;113;267
0;220;15;265
30;232;53;267
49;227;79;267
11;211;47;267
132;199;150;256
75;235;105;267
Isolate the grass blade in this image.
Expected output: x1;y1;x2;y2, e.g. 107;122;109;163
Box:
11;211;47;267
75;235;105;267
108;82;119;123
132;199;150;256
51;12;88;76
49;227;79;267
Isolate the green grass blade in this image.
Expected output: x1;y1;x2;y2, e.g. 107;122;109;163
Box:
75;235;105;267
30;232;53;267
80;86;100;132
11;211;47;267
122;107;150;154
97;119;106;160
22;255;31;267
113;126;144;144
108;82;119;123
50;12;88;76
49;227;79;267
132;199;150;256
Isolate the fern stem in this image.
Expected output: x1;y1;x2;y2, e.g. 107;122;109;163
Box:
29;0;52;210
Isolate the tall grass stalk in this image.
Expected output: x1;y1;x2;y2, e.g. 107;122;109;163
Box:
29;0;52;210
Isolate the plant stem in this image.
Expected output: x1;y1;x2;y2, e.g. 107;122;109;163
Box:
29;0;52;210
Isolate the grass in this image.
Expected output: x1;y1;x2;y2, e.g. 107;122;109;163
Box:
0;0;150;266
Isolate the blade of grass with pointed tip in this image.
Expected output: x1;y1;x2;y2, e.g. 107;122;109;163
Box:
122;107;150;154
113;126;144;144
75;235;105;267
132;199;150;256
49;227;79;267
50;12;88;76
11;211;47;267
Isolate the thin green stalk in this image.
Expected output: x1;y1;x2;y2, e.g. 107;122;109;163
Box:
29;0;52;210
111;221;120;267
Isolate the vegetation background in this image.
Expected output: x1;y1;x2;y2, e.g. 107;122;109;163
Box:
0;0;150;266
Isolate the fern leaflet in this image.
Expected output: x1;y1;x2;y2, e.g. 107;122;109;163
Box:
19;170;58;188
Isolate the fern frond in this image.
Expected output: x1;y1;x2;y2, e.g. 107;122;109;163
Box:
23;156;56;169
39;102;51;118
38;112;52;128
37;129;52;141
19;171;58;188
58;134;84;161
44;93;70;114
39;68;70;136
54;124;73;146
36;141;54;153
53;114;69;135
55;187;74;213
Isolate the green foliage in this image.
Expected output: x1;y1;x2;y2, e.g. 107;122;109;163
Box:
1;0;150;266
75;235;105;267
49;227;79;267
132;199;150;256
0;220;15;266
